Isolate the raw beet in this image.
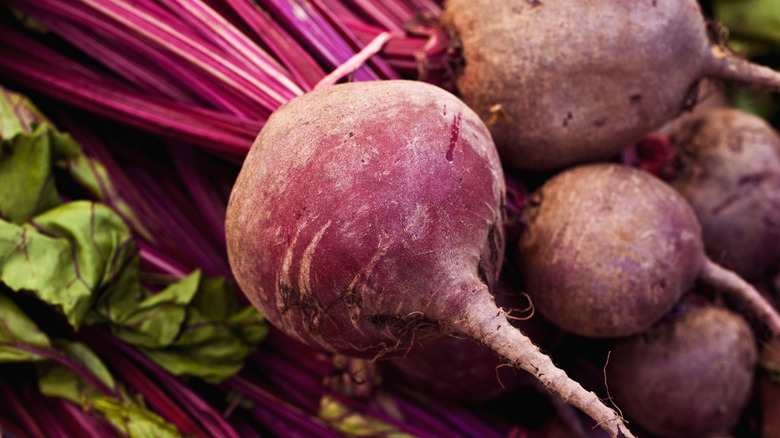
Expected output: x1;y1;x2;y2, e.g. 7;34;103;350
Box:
226;79;505;358
226;80;633;437
515;163;703;338
668;108;780;282
606;297;757;438
440;0;780;171
514;162;780;340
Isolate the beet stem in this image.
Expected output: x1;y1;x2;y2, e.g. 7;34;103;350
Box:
457;308;635;438
700;257;780;339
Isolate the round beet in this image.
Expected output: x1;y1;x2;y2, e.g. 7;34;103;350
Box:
227;80;505;359
607;298;757;438
516;163;703;338
226;80;634;437
440;0;780;171
669;108;780;282
515;162;780;339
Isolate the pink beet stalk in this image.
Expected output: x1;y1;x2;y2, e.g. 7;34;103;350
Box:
223;0;328;91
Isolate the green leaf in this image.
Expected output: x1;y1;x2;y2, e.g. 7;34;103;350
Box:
0;87;83;224
140;301;266;382
37;341;116;402
84;254;146;327
90;391;183;438
0;125;61;222
0;201;136;328
93;268;266;382
131;274;266;382
107;270;201;348
0;292;51;361
64;153;155;242
0;86;264;383
0;85;51;139
1;86;152;240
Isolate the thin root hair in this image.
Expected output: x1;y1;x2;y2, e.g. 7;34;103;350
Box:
600;351;626;427
503;292;536;321
494;362;517;390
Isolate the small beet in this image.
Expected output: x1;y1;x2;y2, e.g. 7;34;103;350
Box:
516;163;702;338
440;0;780;171
606;298;757;438
515;163;780;340
669;107;780;282
226;80;634;437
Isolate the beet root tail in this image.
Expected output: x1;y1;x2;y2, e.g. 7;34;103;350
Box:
707;47;780;94
461;313;636;438
700;257;780;339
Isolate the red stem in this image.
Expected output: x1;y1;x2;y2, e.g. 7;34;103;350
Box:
0;378;48;438
314;31;399;89
310;0;401;80
79;0;294;109
224;0;327;91
0;40;257;156
99;345;211;437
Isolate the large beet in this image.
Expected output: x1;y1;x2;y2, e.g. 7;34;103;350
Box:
669;108;780;282
226;80;634;437
440;0;780;171
226;80;505;358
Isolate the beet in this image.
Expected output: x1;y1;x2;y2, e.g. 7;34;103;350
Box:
668;107;780;282
606;298;757;438
225;80;634;437
515;163;780;340
515;163;702;338
440;0;780;171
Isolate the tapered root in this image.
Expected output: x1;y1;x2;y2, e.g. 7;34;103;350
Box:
706;47;780;94
699;257;780;339
462;315;636;438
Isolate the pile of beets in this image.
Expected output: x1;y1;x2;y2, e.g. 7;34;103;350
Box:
225;1;780;437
